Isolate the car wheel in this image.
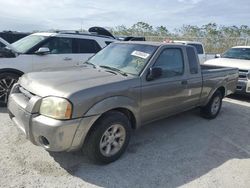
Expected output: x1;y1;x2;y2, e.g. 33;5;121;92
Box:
200;90;223;119
0;73;19;106
84;111;131;164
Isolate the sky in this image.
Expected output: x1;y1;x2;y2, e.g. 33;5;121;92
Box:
0;0;249;32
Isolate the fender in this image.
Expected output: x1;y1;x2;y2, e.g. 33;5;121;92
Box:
85;96;141;127
0;68;24;76
203;81;226;106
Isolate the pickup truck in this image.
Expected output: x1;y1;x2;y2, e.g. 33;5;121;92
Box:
173;41;207;64
8;42;238;164
205;46;250;95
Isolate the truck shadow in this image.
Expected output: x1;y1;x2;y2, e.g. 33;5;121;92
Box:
227;94;250;103
49;100;250;187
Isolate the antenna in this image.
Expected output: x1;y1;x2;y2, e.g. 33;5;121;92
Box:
80;19;83;32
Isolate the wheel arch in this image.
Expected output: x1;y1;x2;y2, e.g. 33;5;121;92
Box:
0;68;24;77
84;96;140;129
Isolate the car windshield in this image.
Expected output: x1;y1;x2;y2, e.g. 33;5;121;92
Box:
11;35;48;53
88;43;157;75
222;48;250;60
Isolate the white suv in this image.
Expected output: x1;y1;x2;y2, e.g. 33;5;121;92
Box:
0;30;116;105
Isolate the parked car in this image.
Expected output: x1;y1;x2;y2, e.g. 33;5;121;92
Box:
0;31;30;46
8;42;238;164
174;41;207;64
205;46;250;95
0;28;116;105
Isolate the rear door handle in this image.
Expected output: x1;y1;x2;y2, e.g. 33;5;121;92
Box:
63;57;72;61
181;80;188;85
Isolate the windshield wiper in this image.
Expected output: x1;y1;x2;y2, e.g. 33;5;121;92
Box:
83;61;97;68
99;65;128;76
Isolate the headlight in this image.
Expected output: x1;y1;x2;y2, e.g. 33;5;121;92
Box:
39;97;72;120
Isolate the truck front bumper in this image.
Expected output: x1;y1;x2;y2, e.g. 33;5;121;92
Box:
8;90;99;152
235;79;250;95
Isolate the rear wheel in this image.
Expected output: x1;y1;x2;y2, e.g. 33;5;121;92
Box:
200;90;223;119
0;73;19;106
84;111;131;164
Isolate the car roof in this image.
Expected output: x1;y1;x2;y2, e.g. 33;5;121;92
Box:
31;32;116;40
174;40;203;45
232;46;250;49
114;41;188;47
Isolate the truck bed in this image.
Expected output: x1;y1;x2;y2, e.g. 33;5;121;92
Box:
199;64;239;106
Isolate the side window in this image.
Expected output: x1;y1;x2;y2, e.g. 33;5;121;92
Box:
154;48;184;78
77;39;101;53
42;37;73;54
187;47;199;74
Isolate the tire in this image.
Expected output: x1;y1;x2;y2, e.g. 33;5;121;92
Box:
84;111;131;164
0;73;19;107
200;90;223;119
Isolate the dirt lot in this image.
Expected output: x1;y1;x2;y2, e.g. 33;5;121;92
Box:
0;96;250;188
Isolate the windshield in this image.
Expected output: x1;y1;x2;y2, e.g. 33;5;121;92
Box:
11;35;48;53
88;43;157;75
222;48;250;60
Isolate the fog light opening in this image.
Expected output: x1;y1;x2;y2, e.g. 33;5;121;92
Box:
39;136;50;147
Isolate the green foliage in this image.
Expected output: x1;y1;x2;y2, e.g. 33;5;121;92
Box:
110;22;250;53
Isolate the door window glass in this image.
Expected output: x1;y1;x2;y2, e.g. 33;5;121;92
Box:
42;37;73;54
187;47;199;74
77;39;101;53
154;48;184;78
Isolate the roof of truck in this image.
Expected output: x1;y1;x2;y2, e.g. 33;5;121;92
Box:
174;40;203;45
232;46;250;49
115;41;187;47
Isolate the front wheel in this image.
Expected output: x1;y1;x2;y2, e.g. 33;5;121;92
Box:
200;90;223;119
84;111;131;164
0;73;19;106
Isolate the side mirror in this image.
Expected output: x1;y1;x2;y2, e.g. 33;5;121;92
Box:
215;54;221;58
35;47;50;55
146;67;162;81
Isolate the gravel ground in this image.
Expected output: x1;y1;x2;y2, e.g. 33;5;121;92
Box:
0;95;250;188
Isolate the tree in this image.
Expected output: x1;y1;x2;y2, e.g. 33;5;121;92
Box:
155;26;170;36
131;22;153;36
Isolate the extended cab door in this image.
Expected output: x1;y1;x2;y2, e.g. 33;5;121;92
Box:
184;46;203;108
31;37;78;71
140;46;189;124
187;43;206;64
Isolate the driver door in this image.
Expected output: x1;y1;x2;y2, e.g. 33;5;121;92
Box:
140;47;189;124
31;37;78;71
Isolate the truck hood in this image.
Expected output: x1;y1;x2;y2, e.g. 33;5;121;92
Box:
19;67;132;97
205;58;250;70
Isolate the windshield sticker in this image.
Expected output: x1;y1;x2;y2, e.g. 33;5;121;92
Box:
131;51;150;59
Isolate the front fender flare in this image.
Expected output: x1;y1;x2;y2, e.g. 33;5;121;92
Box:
85;96;140;126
